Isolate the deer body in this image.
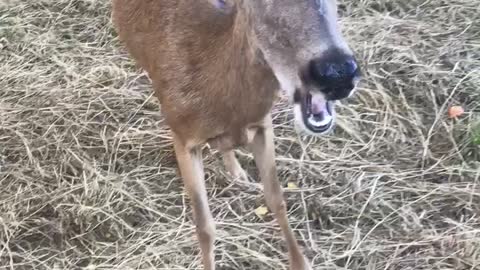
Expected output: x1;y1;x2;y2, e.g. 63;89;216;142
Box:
112;0;361;269
112;1;277;149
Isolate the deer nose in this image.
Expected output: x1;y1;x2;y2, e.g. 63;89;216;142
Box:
307;54;360;100
309;55;358;82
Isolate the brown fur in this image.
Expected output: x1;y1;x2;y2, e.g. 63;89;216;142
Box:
112;0;279;149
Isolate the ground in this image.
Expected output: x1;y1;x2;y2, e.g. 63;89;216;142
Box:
1;0;479;269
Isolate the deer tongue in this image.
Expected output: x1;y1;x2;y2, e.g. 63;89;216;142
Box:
307;93;333;128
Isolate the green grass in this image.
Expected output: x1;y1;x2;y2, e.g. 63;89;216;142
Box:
472;122;480;146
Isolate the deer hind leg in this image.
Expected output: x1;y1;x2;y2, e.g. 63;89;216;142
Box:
249;115;311;270
173;135;215;270
222;150;248;182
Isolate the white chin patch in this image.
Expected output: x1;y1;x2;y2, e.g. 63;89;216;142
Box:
308;114;333;127
293;104;331;136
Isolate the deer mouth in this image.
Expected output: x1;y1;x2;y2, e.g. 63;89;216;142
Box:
300;92;334;134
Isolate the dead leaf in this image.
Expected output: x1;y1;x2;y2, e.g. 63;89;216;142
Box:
287;182;299;189
255;206;268;218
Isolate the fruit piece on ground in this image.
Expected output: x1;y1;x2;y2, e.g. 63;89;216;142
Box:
448;106;464;118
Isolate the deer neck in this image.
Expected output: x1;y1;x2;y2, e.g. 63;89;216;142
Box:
204;8;274;97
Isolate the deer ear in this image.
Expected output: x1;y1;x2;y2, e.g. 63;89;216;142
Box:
207;0;234;13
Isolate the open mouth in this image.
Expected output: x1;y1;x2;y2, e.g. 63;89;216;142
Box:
300;92;334;134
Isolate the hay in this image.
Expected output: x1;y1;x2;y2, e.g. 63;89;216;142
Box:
1;0;479;269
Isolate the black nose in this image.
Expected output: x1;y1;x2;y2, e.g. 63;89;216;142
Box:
307;52;360;100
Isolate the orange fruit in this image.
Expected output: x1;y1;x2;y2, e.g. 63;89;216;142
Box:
448;106;464;119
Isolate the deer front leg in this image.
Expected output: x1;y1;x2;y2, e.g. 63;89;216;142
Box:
249;116;311;270
173;135;215;270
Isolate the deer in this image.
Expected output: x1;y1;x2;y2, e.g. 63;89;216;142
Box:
111;0;361;269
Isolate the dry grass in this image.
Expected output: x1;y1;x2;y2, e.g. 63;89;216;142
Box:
1;0;479;269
